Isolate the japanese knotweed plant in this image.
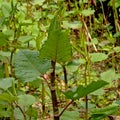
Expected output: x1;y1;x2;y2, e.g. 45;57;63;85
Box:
39;16;72;120
13;16;112;120
39;16;109;120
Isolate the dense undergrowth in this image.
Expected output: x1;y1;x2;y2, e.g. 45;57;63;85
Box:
0;0;120;120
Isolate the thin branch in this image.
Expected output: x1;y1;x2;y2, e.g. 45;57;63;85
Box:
14;102;26;120
59;100;73;117
40;74;51;89
82;19;98;52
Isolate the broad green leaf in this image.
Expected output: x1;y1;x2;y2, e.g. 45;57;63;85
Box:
14;49;50;82
64;80;108;100
0;108;11;117
0;32;7;47
91;88;105;96
113;46;120;52
91;38;98;44
101;69;116;82
91;105;118;120
61;110;79;120
0;78;14;91
18;94;36;106
26;107;38;118
0;93;17;102
62;21;82;29
18;36;33;43
81;8;95;16
33;0;45;6
0;63;4;78
40;16;72;63
0;51;11;63
14;108;24;120
1;2;11;17
116;100;120;105
90;53;108;62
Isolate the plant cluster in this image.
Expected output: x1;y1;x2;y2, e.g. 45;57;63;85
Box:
0;0;120;120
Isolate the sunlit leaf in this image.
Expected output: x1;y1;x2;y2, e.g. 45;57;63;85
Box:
90;88;105;96
90;53;108;62
0;93;17;102
0;51;11;63
18;94;36;106
0;78;14;91
62;21;82;29
113;46;120;52
0;32;7;47
1;2;11;17
33;0;45;6
101;69;116;82
81;8;95;16
61;110;79;120
18;36;33;43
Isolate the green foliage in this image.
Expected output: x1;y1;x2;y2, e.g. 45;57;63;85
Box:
18;94;36;106
62;21;82;29
0;32;8;47
91;105;119;120
61;110;79;120
14;49;51;82
0;63;4;78
0;107;11;118
0;78;13;91
40;16;72;63
1;1;11;18
64;80;108;100
0;93;17;103
0;0;119;119
18;36;33;43
101;69;116;83
90;53;108;62
81;8;95;16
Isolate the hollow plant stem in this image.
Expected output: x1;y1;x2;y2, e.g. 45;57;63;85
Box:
50;61;59;120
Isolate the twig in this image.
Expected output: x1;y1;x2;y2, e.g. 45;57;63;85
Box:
59;100;73;117
40;74;51;89
82;19;98;52
14;102;26;120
